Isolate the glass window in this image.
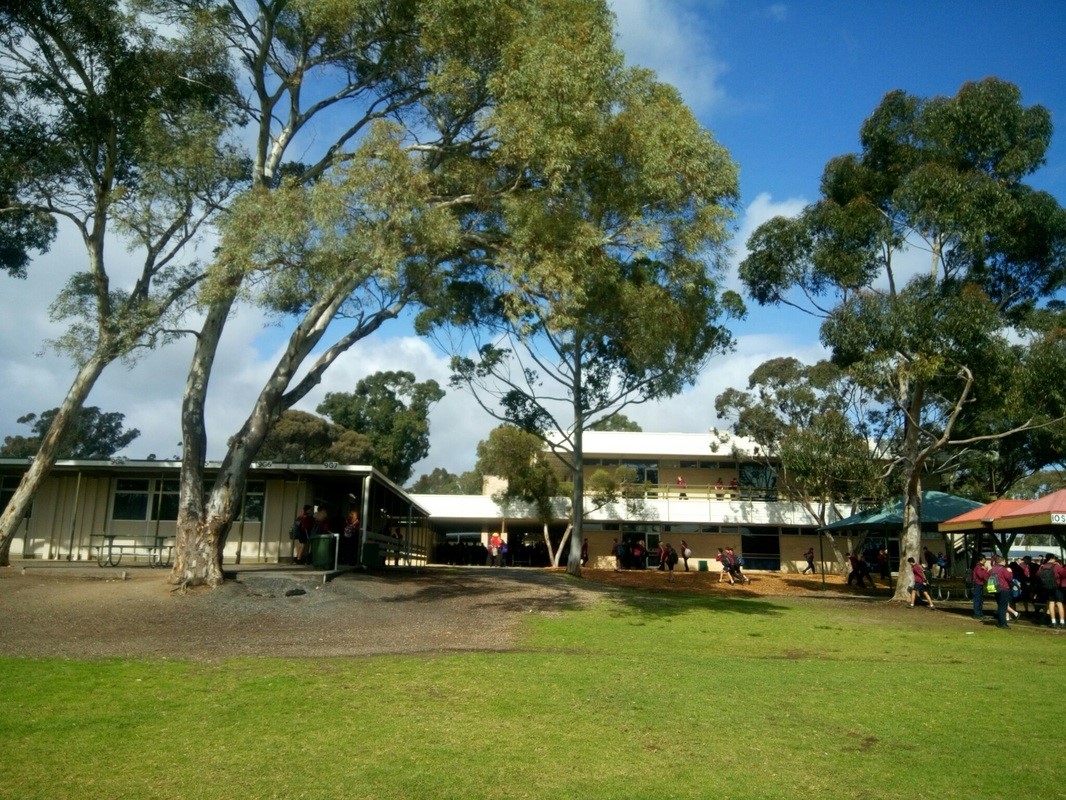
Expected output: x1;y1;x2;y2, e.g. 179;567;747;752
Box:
113;478;150;520
739;463;777;492
679;460;698;469
239;481;265;522
622;460;659;484
1;475;27;516
152;479;180;521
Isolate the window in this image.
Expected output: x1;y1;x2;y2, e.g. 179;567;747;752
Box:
113;479;150;520
679;460;699;469
739;463;777;494
622;460;659;485
1;476;27;517
151;480;180;521
741;531;781;570
239;481;265;522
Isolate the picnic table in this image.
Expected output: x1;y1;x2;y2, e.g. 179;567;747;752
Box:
91;534;174;568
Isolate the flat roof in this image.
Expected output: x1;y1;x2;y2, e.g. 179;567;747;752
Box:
546;430;761;459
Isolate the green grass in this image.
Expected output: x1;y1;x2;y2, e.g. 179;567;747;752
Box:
2;588;1062;799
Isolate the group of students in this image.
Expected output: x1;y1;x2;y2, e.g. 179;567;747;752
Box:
970;552;1066;629
715;546;749;584
611;538;695;578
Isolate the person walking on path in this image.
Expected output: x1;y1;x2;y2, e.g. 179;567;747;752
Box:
988;555;1014;628
293;504;314;565
846;553;869;588
802;547;815;575
971;554;990;620
1037;554;1065;627
907;557;936;609
680;539;691;571
724;547;749;584
612;539;623;572
664;543;679;581
716;548;728;582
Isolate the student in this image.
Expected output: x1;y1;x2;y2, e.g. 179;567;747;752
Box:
971;555;990;620
988;555;1014;628
680;539;692;571
1037;554;1065;627
907;557;936;609
664;543;679;581
293;504;314;565
802;547;815;575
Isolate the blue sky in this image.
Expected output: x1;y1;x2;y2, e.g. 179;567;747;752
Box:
3;0;1065;478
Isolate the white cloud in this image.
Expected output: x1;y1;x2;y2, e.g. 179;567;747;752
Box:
609;0;729;117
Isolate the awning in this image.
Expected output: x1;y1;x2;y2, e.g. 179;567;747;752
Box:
938;498;1030;533
822;491;983;533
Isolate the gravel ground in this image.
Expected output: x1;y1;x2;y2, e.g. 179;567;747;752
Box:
0;564;607;660
0;562;992;661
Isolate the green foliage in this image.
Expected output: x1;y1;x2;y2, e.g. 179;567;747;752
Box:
716;357;889;519
317;371;444;483
740;79;1066;574
475;425;561;522
255;409;373;465
0;406;139;460
588;413;642;432
407;467;482;494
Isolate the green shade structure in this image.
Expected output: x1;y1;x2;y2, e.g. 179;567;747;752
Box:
821;491;984;533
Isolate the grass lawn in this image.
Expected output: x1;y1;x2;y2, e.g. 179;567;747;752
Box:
1;585;1062;799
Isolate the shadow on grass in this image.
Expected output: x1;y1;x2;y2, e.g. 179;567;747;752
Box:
602;590;792;621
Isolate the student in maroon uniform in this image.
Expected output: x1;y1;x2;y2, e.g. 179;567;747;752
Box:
988;555;1014;629
971;554;990;620
907;557;936;609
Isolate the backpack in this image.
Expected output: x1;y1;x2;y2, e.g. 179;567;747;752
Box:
288;520;301;539
1039;565;1057;590
985;573;999;595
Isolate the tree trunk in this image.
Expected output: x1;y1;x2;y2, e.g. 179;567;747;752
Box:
171;295;230;587
171;279;368;586
550;522;573;568
567;406;585;577
892;382;926;602
0;353;108;565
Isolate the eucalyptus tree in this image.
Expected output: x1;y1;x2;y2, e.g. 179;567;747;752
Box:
163;0;500;586
474;424;635;567
167;1;676;586
0;406;140;460
317;370;444;484
0;0;239;564
715;356;892;568
740;79;1066;600
255;409;374;465
436;3;741;576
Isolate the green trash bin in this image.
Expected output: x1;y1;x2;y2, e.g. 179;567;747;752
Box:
361;542;384;568
310;535;337;569
697;559;709;572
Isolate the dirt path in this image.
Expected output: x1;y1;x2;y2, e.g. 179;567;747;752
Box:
0;563;1007;660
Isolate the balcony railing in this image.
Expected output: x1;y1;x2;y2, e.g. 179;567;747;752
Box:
620;483;780;502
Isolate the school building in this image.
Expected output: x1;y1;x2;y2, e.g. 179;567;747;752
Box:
3;431;929;572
